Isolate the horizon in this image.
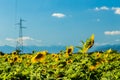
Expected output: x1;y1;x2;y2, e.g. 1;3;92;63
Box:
0;44;120;53
0;0;120;47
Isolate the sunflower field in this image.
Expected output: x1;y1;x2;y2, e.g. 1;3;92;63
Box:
0;34;120;80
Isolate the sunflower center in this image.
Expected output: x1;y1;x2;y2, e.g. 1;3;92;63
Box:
14;57;18;62
68;49;72;54
35;54;43;59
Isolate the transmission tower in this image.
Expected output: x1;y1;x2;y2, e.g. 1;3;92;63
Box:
16;18;26;53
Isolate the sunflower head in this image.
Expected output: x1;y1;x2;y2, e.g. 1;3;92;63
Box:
52;54;59;61
31;51;47;63
81;34;95;53
86;34;95;49
89;65;96;71
5;58;8;62
52;54;57;57
3;54;8;58
27;55;32;59
106;49;112;53
17;58;22;63
12;51;18;56
13;56;19;62
96;52;101;58
66;46;74;58
66;59;73;64
8;59;13;63
95;62;101;67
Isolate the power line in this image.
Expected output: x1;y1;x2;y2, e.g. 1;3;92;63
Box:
14;0;19;24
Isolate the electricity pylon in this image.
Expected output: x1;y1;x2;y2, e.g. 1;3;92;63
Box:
16;18;26;53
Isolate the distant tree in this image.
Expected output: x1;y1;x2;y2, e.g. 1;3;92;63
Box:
16;49;21;54
0;51;4;55
32;50;36;54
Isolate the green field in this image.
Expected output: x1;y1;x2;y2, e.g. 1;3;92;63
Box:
0;34;120;80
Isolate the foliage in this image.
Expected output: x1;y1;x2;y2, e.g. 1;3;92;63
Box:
0;34;120;79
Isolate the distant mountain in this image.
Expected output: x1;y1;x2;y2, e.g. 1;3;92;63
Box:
0;45;15;53
23;45;66;53
0;45;66;53
1;44;119;53
93;44;120;52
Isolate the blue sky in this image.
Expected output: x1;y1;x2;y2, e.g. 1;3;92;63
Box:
0;0;120;47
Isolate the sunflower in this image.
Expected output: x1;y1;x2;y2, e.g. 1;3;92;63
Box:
51;54;57;57
54;55;59;61
9;59;13;63
13;56;19;62
25;60;31;67
31;51;47;63
52;54;59;61
105;54;108;58
5;58;8;62
96;52;101;59
106;49;112;53
17;58;22;63
89;65;96;71
66;59;73;64
3;54;8;58
66;46;74;58
87;34;94;49
26;54;32;59
81;34;94;53
95;62;101;67
12;51;18;56
91;34;94;42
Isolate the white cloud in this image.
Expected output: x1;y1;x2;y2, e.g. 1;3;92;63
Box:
94;6;120;15
95;39;120;46
94;42;109;46
100;6;109;10
52;13;66;18
5;36;42;46
95;6;109;11
6;38;16;42
104;31;120;35
19;36;34;41
6;36;33;42
112;7;120;14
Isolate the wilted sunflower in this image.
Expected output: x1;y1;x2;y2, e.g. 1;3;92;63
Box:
31;51;47;63
81;34;94;53
87;34;94;49
66;46;74;58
